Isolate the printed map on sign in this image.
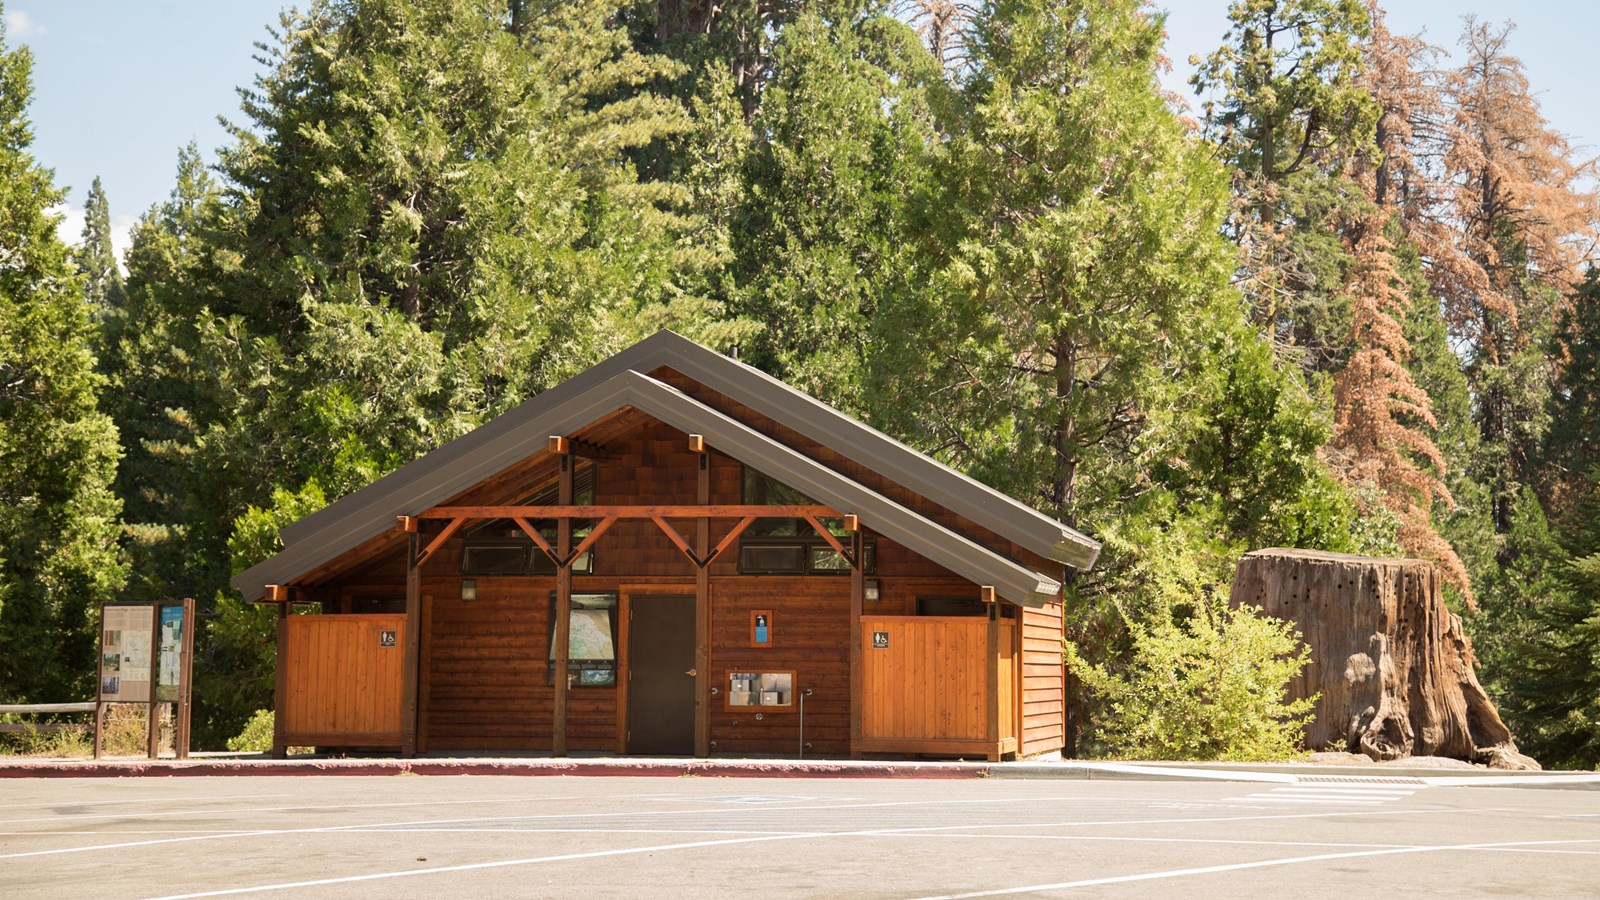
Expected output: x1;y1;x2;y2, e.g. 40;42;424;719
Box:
568;608;615;660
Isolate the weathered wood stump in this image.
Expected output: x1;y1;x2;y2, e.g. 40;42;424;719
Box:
1230;548;1539;770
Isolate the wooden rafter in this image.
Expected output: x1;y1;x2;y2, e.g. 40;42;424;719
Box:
705;515;758;566
651;515;697;564
569;515;618;564
419;504;840;519
568;437;614;460
415;518;466;568
512;516;560;567
804;515;856;568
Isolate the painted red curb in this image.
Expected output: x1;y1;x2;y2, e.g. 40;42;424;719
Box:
0;758;992;780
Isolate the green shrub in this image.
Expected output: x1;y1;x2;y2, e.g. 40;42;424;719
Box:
227;709;275;752
1066;600;1315;762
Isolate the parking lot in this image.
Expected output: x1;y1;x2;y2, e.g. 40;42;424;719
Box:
2;773;1597;898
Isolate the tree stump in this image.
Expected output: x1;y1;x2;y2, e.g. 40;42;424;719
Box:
1230;548;1539;770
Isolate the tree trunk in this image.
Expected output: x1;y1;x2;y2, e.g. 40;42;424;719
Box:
1230;548;1538;769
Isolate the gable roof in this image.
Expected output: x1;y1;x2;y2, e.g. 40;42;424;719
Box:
235;369;1063;606
278;330;1099;567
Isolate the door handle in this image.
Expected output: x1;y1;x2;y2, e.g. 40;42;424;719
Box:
685;668;698;677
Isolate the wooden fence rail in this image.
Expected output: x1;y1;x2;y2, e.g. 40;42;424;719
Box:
0;702;96;734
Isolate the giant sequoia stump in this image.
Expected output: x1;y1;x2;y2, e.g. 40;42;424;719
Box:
1230;548;1538;769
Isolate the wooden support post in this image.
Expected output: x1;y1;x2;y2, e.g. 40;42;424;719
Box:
147;603;161;759
849;528;864;760
552;451;573;757
401;532;421;757
272;601;289;759
93;700;104;760
986;601;1001;762
695;446;711;758
177;597;195;760
418;595;433;755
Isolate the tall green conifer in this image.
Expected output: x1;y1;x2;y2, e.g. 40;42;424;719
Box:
0;8;125;701
732;3;939;413
73;175;123;314
158;0;708;743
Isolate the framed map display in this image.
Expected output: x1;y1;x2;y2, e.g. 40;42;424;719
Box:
548;592;618;687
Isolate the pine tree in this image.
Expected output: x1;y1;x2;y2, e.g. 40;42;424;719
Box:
1546;270;1600;507
1328;210;1469;599
731;3;939;413
1441;19;1599;534
1193;0;1377;359
878;0;1238;527
105;145;228;603
0;7;126;702
73;175;123;314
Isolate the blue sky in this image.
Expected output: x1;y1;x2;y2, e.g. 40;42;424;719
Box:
7;2;1597;260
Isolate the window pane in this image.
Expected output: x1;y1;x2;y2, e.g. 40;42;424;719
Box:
739;543;806;573
461;544;528;575
742;467;814;506
809;546;851;572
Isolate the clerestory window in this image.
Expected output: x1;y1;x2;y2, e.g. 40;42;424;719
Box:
460;464;597;575
737;467;875;575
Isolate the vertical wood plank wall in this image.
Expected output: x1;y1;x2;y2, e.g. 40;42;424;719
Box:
280;614;405;745
860;616;988;746
998;619;1017;742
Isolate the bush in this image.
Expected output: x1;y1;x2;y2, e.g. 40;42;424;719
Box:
227;709;275;752
1066;600;1316;762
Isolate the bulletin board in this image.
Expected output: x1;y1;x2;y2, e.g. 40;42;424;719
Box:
96;599;195;759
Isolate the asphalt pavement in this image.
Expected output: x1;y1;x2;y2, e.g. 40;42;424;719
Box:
2;772;1597;898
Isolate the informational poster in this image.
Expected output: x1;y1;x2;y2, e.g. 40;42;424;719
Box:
100;604;154;702
156;605;185;702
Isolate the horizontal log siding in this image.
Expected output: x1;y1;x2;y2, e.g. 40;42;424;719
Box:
709;577;851;756
1019;602;1065;757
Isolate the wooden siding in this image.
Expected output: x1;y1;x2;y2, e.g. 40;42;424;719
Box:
999;618;1017;742
860;616;988;744
280;614;405;745
1020;602;1065;757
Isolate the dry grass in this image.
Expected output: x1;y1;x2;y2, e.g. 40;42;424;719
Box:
0;704;174;758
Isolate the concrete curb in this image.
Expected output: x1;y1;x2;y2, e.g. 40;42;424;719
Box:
3;756;1597;789
0;757;991;780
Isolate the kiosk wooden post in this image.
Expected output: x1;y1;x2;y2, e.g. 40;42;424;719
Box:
147;604;161;758
177;597;195;759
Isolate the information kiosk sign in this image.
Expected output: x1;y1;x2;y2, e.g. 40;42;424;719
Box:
95;599;195;759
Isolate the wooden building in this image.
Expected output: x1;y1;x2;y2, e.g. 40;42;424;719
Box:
235;331;1100;760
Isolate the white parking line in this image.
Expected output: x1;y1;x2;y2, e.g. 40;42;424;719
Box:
1228;785;1427;806
0;794;292;811
914;838;1600;899
0;793;599;826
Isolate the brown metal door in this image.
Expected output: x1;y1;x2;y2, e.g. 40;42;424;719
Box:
627;595;697;755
